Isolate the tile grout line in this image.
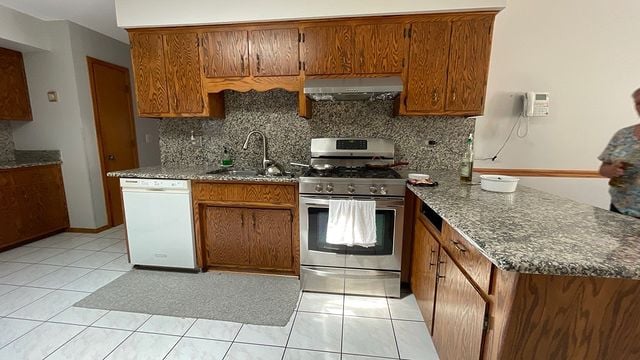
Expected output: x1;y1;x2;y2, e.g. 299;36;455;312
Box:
279;293;301;360
387;296;402;360
222;321;245;359
160;318;197;360
100;311;155;360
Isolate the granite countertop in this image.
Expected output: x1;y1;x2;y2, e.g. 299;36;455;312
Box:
0;150;62;170
0;159;62;170
408;171;640;279
107;165;300;183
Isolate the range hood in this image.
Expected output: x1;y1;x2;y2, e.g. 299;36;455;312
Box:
304;76;403;101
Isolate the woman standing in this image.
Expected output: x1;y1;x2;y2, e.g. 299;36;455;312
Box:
598;88;640;217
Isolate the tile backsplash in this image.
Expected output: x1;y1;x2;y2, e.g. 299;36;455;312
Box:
159;90;474;172
0;122;15;162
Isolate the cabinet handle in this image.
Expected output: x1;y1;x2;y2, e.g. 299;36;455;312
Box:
240;55;245;74
437;258;446;279
241;213;244;227
451;240;467;253
256;54;261;73
428;247;437;268
252;213;256;229
452;91;457;101
432;90;439;103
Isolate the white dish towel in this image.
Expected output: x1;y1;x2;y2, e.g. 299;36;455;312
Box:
326;199;377;247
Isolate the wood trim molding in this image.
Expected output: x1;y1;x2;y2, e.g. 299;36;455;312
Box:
474;168;602;178
67;225;111;234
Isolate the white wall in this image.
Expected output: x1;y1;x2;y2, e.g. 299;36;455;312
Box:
476;0;640;208
0;4;49;51
115;0;506;28
4;9;161;228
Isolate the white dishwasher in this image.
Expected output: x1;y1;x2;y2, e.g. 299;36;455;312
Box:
120;178;197;269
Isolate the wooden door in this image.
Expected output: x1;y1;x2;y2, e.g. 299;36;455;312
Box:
405;21;452;112
164;32;205;114
248;208;293;271
410;219;440;332
445;15;494;112
0;47;32;121
354;23;404;74
250;28;300;77
303;25;353;75
202;30;249;77
204;206;250;266
87;58;139;226
129;32;170;115
432;251;487;360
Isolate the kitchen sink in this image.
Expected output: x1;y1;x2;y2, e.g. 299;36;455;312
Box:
206;168;263;176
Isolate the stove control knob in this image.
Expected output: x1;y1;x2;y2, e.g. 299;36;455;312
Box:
315;184;324;193
347;184;356;194
380;186;388;195
369;186;379;194
325;184;334;193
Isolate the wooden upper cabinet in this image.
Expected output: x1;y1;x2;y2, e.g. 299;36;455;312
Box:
202;30;249;78
446;15;494;112
129;32;170;115
354;23;404;74
163;32;204;114
432;251;487;360
303;25;353;75
405;20;452;112
249;28;300;77
0;47;32;121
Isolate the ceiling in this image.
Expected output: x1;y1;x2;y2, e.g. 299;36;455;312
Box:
0;0;128;43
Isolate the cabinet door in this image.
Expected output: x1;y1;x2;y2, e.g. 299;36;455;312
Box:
250;28;300;77
410;218;440;332
445;16;493;112
0;48;32;121
405;21;452;112
202;30;249;77
248;208;293;271
432;251;487;360
129;32;170;115
163;32;205;114
303;25;353;75
0;176;19;248
354;23;404;74
204;207;250;266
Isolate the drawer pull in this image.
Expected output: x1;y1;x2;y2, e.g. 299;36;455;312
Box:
437;258;446;279
451;240;467;253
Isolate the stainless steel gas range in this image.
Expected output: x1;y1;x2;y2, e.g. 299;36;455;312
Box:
298;138;406;298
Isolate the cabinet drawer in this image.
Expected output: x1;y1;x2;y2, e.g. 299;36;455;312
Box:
193;182;296;206
441;222;492;293
11;165;60;184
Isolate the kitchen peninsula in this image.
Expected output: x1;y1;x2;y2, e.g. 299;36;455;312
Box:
110;167;640;359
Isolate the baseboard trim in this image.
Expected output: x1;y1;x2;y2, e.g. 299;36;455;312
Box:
67;225;111;234
475;168;602;178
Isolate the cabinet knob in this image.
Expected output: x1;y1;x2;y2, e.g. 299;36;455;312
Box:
107;154;116;161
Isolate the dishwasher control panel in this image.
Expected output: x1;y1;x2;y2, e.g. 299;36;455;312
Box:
120;178;190;190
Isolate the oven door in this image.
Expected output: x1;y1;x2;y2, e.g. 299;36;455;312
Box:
299;195;404;271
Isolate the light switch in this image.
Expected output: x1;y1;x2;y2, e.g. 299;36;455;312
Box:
47;91;58;102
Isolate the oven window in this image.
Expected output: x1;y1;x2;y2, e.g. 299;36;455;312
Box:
307;207;395;255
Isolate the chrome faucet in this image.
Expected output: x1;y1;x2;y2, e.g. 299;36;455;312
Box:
242;130;272;170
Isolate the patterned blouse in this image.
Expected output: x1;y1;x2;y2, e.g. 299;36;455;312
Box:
598;125;640;217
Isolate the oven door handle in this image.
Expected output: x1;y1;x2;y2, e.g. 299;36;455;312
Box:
300;197;405;209
304;267;400;280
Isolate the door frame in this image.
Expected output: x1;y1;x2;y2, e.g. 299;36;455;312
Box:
87;56;139;227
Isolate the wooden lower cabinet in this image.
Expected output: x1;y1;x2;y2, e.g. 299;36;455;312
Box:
0;165;69;251
432;251;487;360
410;216;440;332
193;181;299;275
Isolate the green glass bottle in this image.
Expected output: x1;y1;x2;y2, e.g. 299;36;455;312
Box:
460;133;474;182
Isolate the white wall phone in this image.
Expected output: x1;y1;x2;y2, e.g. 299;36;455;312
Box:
523;92;550;117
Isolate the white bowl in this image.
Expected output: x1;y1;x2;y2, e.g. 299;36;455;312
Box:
480;175;520;193
408;173;430;181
